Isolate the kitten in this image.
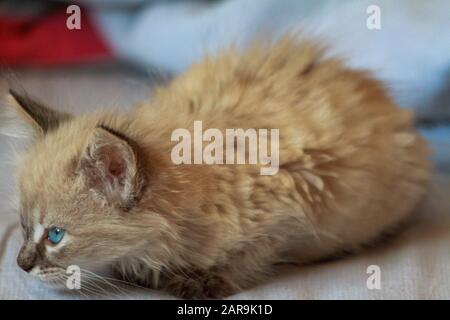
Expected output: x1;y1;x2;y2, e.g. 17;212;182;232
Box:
0;38;430;299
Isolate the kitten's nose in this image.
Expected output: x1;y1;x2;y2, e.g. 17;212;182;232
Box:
18;259;34;272
17;245;37;273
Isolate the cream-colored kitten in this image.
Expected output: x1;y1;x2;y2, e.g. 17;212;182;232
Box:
0;38;430;298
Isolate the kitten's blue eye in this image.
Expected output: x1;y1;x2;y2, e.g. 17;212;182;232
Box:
48;227;65;244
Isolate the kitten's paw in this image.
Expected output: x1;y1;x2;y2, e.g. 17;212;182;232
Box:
163;272;238;299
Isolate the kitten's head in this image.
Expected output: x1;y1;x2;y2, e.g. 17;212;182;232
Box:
1;91;151;284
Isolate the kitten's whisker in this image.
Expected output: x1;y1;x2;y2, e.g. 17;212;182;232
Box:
80;269;137;298
72;279;106;298
53;275;88;299
79;274;110;297
58;274;102;298
82;268;154;292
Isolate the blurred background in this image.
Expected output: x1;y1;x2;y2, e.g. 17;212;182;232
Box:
0;0;449;166
0;0;450;299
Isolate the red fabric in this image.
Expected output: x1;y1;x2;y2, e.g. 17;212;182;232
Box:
0;7;113;67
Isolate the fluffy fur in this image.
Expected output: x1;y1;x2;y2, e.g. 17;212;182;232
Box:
3;38;430;298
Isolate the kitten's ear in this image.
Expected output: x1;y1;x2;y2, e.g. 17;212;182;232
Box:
78;126;146;210
0;90;70;139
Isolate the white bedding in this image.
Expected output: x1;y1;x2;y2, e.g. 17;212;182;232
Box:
0;68;449;300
